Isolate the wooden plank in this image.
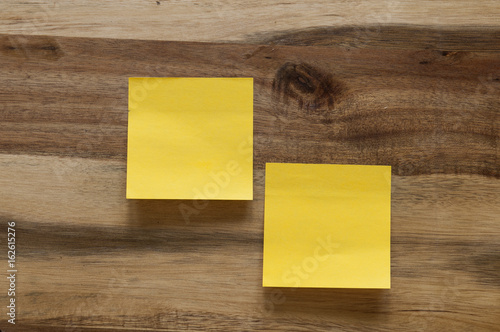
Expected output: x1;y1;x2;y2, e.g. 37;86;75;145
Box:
0;29;499;331
1;33;498;175
0;1;499;42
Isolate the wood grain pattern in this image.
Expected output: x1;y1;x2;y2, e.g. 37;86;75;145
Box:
0;0;499;42
0;24;499;332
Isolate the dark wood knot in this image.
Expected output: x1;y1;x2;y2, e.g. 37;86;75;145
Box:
272;62;345;111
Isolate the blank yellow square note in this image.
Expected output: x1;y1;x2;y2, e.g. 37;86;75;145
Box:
263;163;391;288
127;78;253;200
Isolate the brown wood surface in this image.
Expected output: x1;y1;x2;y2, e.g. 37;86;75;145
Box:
0;22;499;332
0;0;499;42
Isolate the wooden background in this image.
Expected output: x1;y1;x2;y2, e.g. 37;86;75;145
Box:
0;1;499;331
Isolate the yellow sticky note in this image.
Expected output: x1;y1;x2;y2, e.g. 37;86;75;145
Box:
127;78;253;200
263;163;391;288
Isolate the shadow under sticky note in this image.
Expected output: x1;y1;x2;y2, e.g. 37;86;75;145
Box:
262;163;391;288
127;78;253;200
